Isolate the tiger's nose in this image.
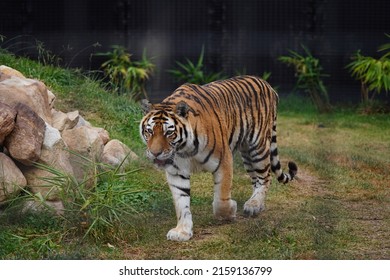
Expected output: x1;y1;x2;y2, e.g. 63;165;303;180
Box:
151;151;162;157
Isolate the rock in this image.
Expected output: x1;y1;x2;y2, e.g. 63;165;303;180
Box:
62;126;104;160
92;127;110;145
51;110;67;131
22;166;61;201
22;200;65;216
51;109;79;131
43;123;62;148
0;65;25;78
47;89;56;109
39;123;75;184
0;153;27;203
24;123;75;200
4;103;46;166
0;75;53;124
75;115;92;128
101;139;138;170
66;110;79;127
62;126;104;184
0;102;16;145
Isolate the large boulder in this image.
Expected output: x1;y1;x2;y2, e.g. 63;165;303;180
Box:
62;126;104;184
0;153;27;203
0;65;25;78
101;139;138;171
0;102;16;145
0;75;53;124
4;103;46;166
23;123;75;200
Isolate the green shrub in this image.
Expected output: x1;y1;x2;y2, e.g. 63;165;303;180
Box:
168;46;226;84
346;35;390;109
279;45;331;113
97;45;155;100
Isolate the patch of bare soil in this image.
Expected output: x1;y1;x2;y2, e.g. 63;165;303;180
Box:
292;166;390;259
292;167;331;197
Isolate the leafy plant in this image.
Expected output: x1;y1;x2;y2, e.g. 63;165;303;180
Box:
235;68;272;81
260;71;272;81
346;35;390;106
97;45;155;100
279;45;331;113
168;46;226;84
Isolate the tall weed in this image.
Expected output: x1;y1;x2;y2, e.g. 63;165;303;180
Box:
279;45;331;113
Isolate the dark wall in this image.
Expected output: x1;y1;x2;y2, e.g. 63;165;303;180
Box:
1;0;389;103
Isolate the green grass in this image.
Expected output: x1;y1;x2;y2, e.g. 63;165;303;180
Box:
1;49;389;259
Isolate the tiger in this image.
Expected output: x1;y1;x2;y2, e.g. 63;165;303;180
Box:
140;75;297;241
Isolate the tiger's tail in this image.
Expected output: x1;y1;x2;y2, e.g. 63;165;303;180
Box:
270;120;298;184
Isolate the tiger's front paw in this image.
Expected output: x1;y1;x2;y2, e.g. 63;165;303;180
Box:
243;195;266;217
243;200;265;217
167;227;193;241
213;199;237;221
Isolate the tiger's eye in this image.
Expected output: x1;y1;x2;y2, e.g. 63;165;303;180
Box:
165;130;175;137
145;128;153;135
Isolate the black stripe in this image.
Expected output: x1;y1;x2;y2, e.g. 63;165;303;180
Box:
271;148;278;157
176;140;186;151
212;154;222;174
277;174;286;182
183;124;188;138
201;134;216;164
187;84;215;109
271;161;281;172
177;126;199;158
172;184;191;196
251;150;270;163
191;84;226;141
178;174;190;180
192;128;199;154
241;153;251;162
248;144;263;154
254;164;271;175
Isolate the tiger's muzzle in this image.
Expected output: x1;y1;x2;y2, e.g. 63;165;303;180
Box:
146;149;174;167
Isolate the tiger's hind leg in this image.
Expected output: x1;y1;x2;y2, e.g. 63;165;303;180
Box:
240;139;272;217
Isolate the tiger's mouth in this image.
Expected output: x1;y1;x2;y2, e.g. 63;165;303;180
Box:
153;158;168;167
146;149;174;167
153;157;174;167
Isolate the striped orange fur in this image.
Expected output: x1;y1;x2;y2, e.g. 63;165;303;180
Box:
140;75;297;241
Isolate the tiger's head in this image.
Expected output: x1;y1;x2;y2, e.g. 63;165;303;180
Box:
140;99;192;168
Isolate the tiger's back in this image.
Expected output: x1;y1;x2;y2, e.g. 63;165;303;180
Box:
169;76;279;151
140;75;297;241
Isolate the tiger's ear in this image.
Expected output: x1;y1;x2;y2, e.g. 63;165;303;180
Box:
140;99;153;114
176;101;190;118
